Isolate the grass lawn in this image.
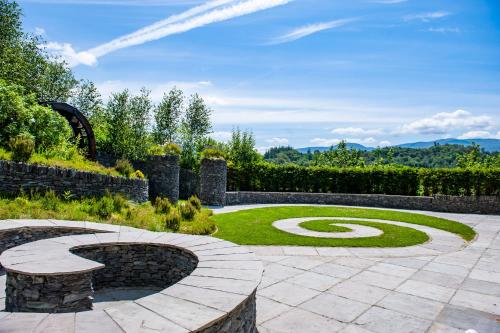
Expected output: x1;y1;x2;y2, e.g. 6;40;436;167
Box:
212;206;476;247
300;219;353;232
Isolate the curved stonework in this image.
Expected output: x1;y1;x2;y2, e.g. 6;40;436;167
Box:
0;220;262;332
273;217;384;238
200;158;227;206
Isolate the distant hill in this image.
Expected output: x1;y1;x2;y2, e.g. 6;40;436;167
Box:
297;143;374;153
297;138;500;153
396;138;500;152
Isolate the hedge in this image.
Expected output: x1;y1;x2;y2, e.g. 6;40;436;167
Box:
227;163;500;196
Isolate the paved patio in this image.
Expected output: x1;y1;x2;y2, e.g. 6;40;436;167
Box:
212;205;500;333
0;205;499;332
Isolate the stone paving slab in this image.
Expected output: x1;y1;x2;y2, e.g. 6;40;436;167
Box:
1;206;500;332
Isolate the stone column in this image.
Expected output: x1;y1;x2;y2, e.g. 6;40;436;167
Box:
200;158;227;206
145;155;180;204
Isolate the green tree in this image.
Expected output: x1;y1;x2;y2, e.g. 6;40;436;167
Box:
154;87;183;144
313;141;365;167
0;80;71;151
227;128;261;167
180;94;212;169
129;88;153;160
0;0;76;101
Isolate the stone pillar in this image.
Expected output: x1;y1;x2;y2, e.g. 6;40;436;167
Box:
145;155;180;204
200;158;227;206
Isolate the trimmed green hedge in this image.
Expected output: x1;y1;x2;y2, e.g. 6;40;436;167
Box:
227;163;500;196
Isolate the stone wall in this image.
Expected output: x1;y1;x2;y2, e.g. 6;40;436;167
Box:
200;158;227;206
226;191;500;215
72;244;198;289
0;160;148;202
179;168;200;199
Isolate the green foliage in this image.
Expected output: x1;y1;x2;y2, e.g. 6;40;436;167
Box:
0;0;76;101
154;87;183;144
91;195;115;219
226;128;261;168
187;195;202;211
165;209;181;231
180;93;212;169
148;142;181;156
312;141;365;167
179;202;197;221
134;170;145;179
0;80;72;150
9;133;34;162
114;159;135;178
41;190;59;211
228;162;500;196
181;210;216;235
201;148;226;160
154;197;172;214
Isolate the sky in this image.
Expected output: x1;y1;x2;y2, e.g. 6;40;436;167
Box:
18;0;500;151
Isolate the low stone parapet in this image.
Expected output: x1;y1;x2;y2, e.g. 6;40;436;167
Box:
0;220;262;332
225;191;500;215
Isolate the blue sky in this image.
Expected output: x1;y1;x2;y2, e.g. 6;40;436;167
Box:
19;0;500;151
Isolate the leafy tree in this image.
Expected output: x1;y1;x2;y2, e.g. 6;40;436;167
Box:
226;128;261;167
0;0;76;101
313;141;365;167
129;88;153;160
180;94;212;169
154;87;183;144
0;80;71;151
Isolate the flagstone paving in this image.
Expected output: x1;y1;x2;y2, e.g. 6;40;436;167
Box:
212;205;500;333
0;205;499;332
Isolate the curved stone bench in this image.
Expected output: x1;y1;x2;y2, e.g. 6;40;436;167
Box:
0;220;263;333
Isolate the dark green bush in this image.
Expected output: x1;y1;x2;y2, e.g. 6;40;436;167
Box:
227;162;500;196
91;195;115;219
9;133;35;162
115;159;134;178
187;195;202;211
154;197;172;214
165;210;181;231
179;202;197;221
41;190;59;211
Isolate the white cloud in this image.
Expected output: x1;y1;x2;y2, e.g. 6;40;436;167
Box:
22;0;206;5
458;131;500;139
404;11;451;22
266;137;289;145
310;138;341;147
53;0;290;66
395;110;494;135
379;140;392;147
44;42;97;67
331;127;383;137
270;18;357;45
95;80;212;102
210;131;232;142
35;27;46;35
428;27;460;33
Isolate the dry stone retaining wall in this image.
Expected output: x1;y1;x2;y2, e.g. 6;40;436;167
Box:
0;160;148;202
226;191;500;214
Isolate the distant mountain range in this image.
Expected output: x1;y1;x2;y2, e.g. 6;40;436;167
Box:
297;138;500;153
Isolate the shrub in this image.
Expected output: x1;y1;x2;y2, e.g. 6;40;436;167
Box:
9;133;35;162
164;142;182;156
148;144;165;156
227;162;500;196
187;195;202;211
179;202;197;221
41;190;60;211
201;148;226;160
115;159;135;178
181;211;216;235
91;195;115;219
154;197;172;214
112;193;129;211
165;210;181;231
135;170;145;179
